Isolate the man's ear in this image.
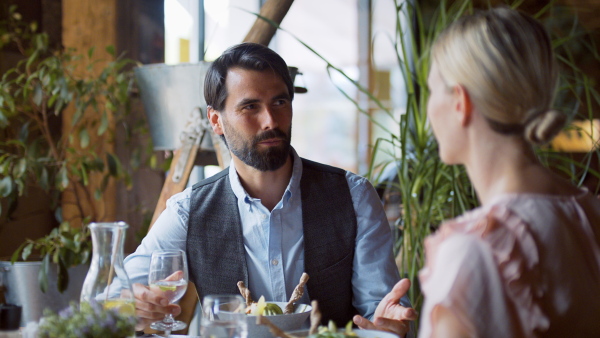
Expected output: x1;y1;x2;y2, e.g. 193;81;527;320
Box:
454;85;473;127
207;106;224;135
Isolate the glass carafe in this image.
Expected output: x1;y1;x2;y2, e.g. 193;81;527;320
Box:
80;222;135;316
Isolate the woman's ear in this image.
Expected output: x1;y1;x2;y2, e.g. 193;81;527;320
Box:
454;85;473;127
207;106;224;135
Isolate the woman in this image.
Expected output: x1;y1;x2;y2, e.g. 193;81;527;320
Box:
356;7;600;338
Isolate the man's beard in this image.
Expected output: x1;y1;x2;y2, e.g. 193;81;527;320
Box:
224;126;292;172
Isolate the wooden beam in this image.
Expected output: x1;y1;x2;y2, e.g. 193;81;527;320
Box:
61;0;118;225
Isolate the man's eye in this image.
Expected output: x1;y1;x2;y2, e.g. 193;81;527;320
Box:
243;104;257;110
274;99;287;106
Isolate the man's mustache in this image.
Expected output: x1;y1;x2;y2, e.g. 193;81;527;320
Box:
253;129;289;144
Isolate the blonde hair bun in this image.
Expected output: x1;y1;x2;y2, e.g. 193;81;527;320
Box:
524;110;566;145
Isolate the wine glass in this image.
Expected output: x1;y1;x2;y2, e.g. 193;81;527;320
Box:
148;250;189;332
200;294;248;338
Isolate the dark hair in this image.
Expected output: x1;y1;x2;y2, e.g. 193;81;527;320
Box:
204;42;294;111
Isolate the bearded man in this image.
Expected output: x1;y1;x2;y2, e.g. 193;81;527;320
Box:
125;43;416;336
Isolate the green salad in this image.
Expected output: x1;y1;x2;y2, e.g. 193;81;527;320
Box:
306;321;358;337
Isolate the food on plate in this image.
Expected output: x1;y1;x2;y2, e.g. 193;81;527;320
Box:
237;272;310;316
257;300;374;338
237;281;283;315
307;320;358;337
246;295;284;315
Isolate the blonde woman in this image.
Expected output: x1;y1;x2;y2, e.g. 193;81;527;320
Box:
355;7;600;337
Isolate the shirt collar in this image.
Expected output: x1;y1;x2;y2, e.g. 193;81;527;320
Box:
228;147;303;210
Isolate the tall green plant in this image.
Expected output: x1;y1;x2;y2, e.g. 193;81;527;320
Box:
367;1;479;319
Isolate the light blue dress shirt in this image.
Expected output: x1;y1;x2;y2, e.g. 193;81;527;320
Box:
124;149;402;320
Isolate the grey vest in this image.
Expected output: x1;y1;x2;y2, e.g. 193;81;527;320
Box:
187;158;358;325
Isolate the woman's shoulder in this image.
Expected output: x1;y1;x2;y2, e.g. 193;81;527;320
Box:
436;188;598;236
421;198;551;335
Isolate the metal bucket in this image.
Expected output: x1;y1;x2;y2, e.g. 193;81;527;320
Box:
134;62;215;151
0;260;88;326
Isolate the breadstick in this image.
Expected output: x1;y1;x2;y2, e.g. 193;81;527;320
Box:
308;300;321;335
237;281;253;307
284;273;309;314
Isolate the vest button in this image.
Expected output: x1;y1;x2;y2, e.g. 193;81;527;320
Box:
271;259;279;266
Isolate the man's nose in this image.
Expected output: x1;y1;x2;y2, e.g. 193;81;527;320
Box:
260;107;279;130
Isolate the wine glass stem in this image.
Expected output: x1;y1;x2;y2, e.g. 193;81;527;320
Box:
164;313;175;324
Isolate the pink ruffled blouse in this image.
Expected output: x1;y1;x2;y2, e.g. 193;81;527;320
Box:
418;190;600;337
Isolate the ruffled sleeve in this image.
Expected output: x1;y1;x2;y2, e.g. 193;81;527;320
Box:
418;205;549;338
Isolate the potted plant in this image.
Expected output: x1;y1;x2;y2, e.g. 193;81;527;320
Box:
0;5;142;323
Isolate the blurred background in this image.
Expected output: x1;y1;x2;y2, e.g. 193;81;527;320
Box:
1;0;599;256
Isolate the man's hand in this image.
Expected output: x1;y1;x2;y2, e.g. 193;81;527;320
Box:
353;278;418;337
132;271;184;330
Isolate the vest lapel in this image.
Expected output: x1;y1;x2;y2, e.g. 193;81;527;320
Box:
187;169;248;301
301;158;358;326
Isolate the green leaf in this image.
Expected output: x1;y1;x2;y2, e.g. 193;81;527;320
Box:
105;45;116;56
80;164;89;186
106;153;118;176
56;165;69;191
80;248;90;265
19;121;30;142
62;236;76;251
32;83;43;106
13;158;27;178
26;50;40;72
98;111;109;135
10;242;26;263
22;243;34;261
79;128;90;148
57;259;69;293
0;112;8;128
52;248;60;264
105;100;116;112
39;254;50;293
39;167;49;191
87;46;95;59
0;176;13;197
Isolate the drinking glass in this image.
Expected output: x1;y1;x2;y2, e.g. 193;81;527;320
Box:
148;250;189;332
200;295;248;338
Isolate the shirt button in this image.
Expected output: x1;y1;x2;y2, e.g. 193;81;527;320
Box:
261;214;267;220
271;259;279;266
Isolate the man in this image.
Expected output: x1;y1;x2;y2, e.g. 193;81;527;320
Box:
125;42;416;335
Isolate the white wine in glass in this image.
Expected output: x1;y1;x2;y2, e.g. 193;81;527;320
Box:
148;249;189;332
